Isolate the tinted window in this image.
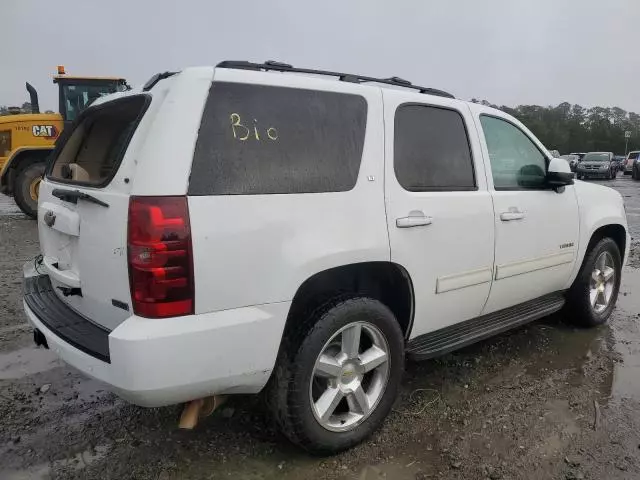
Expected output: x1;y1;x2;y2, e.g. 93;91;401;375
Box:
480;115;547;189
394;105;475;191
628;151;640;160
189;82;367;195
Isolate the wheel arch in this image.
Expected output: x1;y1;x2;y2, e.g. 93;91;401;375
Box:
0;147;53;193
282;262;415;346
587;223;627;262
568;221;628;289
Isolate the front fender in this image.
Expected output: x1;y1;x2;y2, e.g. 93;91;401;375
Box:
566;181;629;286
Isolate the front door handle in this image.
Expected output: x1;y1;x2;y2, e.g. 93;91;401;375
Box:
500;210;525;221
396;212;433;228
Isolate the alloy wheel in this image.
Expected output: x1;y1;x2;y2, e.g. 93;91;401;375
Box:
590;251;616;313
309;321;390;432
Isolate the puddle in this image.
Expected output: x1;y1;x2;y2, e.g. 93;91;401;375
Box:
523;318;606;378
518;267;640;401
0;346;61;380
0;464;51;480
178;449;436;480
0;445;109;479
610;267;640;399
352;459;431;480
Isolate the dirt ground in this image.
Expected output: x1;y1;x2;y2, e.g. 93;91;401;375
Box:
1;177;640;480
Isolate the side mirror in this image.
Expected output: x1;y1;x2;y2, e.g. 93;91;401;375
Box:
547;157;574;189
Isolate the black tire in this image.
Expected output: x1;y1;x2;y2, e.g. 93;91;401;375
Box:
13;162;46;218
634;166;639;181
266;296;404;455
565;237;621;327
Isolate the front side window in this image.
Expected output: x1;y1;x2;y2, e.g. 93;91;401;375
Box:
480;115;547;189
394;104;475;191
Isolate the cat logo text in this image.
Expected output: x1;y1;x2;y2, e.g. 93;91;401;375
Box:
32;125;58;138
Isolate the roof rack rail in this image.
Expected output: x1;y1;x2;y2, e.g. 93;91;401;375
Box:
216;60;455;99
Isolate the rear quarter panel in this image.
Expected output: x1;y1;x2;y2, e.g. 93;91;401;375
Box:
189;69;389;313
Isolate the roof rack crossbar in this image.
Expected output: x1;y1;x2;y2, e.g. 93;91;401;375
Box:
216;60;455;99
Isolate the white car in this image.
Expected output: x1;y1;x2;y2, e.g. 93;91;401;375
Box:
24;61;629;454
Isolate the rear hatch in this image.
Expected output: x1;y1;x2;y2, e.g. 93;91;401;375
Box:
37;94;152;330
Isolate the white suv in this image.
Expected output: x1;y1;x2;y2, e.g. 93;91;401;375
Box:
24;61;629;454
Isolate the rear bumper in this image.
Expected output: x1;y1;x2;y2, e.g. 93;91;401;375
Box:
23;273;290;407
24;275;111;362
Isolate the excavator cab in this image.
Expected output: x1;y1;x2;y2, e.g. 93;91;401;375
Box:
54;70;129;124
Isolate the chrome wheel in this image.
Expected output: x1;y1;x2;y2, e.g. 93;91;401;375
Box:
309;321;390;432
590;251;616;313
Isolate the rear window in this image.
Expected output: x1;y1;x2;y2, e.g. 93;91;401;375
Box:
188;82;367;195
48;96;148;186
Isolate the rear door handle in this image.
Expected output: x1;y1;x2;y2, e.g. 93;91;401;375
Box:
500;210;525;221
396;212;433;228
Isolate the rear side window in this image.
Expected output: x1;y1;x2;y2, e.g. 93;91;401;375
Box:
188;82;367;195
49;96;148;186
394;104;475;191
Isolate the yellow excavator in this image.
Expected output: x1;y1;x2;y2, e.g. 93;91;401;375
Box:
0;66;129;217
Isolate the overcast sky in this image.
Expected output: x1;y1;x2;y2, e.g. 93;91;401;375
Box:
4;0;640;112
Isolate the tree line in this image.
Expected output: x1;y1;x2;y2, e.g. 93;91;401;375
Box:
472;99;640;155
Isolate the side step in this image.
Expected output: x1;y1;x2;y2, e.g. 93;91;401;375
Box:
406;292;565;361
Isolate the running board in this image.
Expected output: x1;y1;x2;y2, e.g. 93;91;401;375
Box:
406;292;565;361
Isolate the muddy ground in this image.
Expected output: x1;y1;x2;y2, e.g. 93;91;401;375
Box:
1;177;640;480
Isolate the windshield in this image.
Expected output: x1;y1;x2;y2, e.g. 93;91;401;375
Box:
61;82;124;122
583;152;610;162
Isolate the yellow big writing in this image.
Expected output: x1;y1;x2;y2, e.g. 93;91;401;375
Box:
230;113;278;142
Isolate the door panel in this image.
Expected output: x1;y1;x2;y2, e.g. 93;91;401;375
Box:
470;106;579;314
383;91;495;339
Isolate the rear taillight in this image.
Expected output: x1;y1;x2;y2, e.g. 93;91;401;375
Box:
128;196;194;318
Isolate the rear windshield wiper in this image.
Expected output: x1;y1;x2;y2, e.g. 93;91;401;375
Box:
52;188;109;208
